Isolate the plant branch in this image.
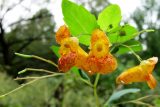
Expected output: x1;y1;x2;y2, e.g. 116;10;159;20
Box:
15;53;58;68
93;73;100;107
18;68;54;74
0;73;63;98
120;44;142;62
79;78;93;87
1;0;25;21
116;95;160;107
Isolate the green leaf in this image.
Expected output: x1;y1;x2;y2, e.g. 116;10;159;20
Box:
79;35;91;46
98;4;121;32
117;40;143;55
50;45;60;57
104;88;140;106
62;0;98;46
154;99;160;107
70;67;80;75
108;24;138;43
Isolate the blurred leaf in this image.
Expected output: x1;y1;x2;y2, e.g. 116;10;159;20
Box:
104;88;140;106
62;0;98;46
70;67;80;75
108;24;138;43
50;45;60;57
107;26;121;34
79;35;91;46
117;40;143;55
98;4;121;32
0;72;62;107
154;99;160;107
78;69;90;81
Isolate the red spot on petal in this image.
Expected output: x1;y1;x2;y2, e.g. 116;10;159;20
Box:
58;52;77;72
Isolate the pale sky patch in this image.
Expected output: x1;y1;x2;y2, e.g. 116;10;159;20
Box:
2;0;142;31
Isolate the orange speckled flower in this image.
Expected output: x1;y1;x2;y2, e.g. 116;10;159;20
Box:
91;29;110;46
90;29;110;57
57;35;88;72
56;26;117;74
87;29;117;74
116;57;158;89
87;53;117;74
59;37;79;55
58;52;77;72
56;25;70;44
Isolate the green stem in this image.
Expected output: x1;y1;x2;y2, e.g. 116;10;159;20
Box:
31;55;58;67
120;44;142;62
116;100;153;107
18;68;54;74
94;73;100;107
80;78;93;87
109;44;119;53
15;53;58;68
94;73;100;87
135;95;160;101
0;73;63;98
132;29;154;38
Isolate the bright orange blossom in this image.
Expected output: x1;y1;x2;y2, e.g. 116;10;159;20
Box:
116;57;158;89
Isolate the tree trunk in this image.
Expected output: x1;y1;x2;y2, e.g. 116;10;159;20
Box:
0;22;10;65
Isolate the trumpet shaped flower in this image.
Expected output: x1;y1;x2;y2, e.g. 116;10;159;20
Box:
59;37;89;72
87;53;117;74
56;26;117;74
87;29;117;74
56;25;88;72
116;57;158;89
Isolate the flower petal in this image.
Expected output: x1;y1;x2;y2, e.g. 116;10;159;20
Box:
87;54;117;74
146;74;157;89
59;37;79;55
58;52;77;72
90;40;109;58
116;65;146;84
91;29;110;46
56;25;70;44
116;57;158;89
141;57;158;74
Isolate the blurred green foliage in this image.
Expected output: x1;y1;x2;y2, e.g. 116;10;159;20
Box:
0;72;61;107
0;0;160;106
0;8;57;76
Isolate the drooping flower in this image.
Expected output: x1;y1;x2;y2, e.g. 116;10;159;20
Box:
56;26;117;74
58;37;89;72
56;25;88;72
116;57;158;89
90;29;110;58
87;53;117;74
87;29;117;74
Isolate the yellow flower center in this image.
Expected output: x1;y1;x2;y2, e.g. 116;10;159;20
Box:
97;44;103;52
91;40;109;58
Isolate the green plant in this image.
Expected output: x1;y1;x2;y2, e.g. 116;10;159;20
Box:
0;0;159;107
